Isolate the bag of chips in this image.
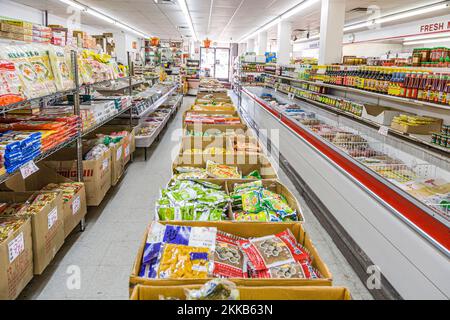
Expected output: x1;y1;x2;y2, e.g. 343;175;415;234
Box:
252;261;321;279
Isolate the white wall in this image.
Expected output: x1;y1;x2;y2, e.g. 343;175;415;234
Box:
343;42;404;58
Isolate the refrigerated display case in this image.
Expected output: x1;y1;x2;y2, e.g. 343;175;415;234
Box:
238;84;450;300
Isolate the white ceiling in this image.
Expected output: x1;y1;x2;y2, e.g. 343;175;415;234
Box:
10;0;450;42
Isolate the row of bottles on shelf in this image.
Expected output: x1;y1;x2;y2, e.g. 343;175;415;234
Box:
319;66;450;105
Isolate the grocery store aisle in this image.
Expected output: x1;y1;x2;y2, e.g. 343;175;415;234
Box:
19;98;190;300
19;95;372;300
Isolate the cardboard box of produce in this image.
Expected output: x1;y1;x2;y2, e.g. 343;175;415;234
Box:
184;123;249;137
130;285;351;300
93;125;136;165
361;105;401;126
5;165;87;239
173;153;278;179
0;217;33;300
45;148;112;207
182;110;239;124
0;191;64;275
225;179;304;222
129;221;332;293
391;116;443;135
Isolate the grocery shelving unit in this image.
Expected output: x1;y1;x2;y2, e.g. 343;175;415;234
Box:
263;73;450;157
0;50;141;230
238;85;450;299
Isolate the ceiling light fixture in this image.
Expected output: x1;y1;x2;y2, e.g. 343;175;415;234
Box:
57;0;151;38
404;32;450;42
404;37;450;46
239;0;318;43
178;0;198;42
59;0;86;11
85;8;115;24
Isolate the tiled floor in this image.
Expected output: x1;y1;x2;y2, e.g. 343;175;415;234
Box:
19;96;372;300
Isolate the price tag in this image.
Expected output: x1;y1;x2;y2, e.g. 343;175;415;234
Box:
20;160;39;179
116;146;123;161
102;158;109;171
48;207;58;230
125;145;130;158
8;232;24;263
378;126;389;136
72;196;81;216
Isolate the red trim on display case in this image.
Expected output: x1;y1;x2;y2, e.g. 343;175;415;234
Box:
242;87;450;252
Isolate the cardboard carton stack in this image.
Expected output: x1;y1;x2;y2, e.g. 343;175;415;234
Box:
129;91;352;300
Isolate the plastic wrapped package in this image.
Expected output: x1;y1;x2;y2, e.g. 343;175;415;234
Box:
0;59;26;106
48;45;74;91
0;218;27;243
213;231;247;278
206;161;241;179
185;279;240;300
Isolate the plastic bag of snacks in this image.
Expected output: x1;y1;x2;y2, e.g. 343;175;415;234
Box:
237;229;310;271
252;261;321;279
42;182;83;202
185;279;240;300
0;60;25;106
140;222;217;279
206;161;241;179
156;180;229;221
0;218;27;243
173;166;209;180
48;45;74;91
213;231;247;278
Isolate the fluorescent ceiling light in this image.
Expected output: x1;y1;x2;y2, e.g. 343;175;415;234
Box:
58;0;86;11
343;21;374;32
178;0;198;42
376;3;448;25
281;0;319;20
404;37;450;46
85;8;114;24
58;0;150;38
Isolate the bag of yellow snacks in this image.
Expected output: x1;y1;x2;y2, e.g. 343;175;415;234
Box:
157;243;212;279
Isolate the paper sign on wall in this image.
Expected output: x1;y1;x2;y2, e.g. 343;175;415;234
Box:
8;232;24;263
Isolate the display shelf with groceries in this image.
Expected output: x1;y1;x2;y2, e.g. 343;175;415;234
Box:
240;83;449;245
263;71;450;155
128;89;357;301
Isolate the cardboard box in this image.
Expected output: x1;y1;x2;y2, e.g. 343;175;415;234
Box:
129;221;332;293
225;179;304;221
179;135;234;155
173;153;278;179
391;117;443;135
5;165;87;239
45;148;112;207
182;110;240;125
196;92;230;99
184;124;249;137
0;191;64;275
0;217;33;300
361;105;401;126
0;19;33;29
130;285;351;300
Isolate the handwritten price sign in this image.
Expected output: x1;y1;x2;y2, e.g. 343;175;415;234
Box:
20;160;39;179
8;232;24;263
48;207;58;230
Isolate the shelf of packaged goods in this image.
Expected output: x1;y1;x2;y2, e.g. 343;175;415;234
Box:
0;133;80;185
264;73;450;111
241;86;450;256
129;85;179;120
270;84;450;156
81;105;133;137
93;80;147;93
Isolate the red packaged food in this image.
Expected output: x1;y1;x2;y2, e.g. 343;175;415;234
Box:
238;229;311;271
252;261;321;279
213;231;247;278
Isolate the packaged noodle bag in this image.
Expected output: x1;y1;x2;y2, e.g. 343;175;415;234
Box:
48;45;74;91
213;231;247;278
0;45;44;98
0;59;25;106
238;229;311;272
139;222;217;278
24;44;57;95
